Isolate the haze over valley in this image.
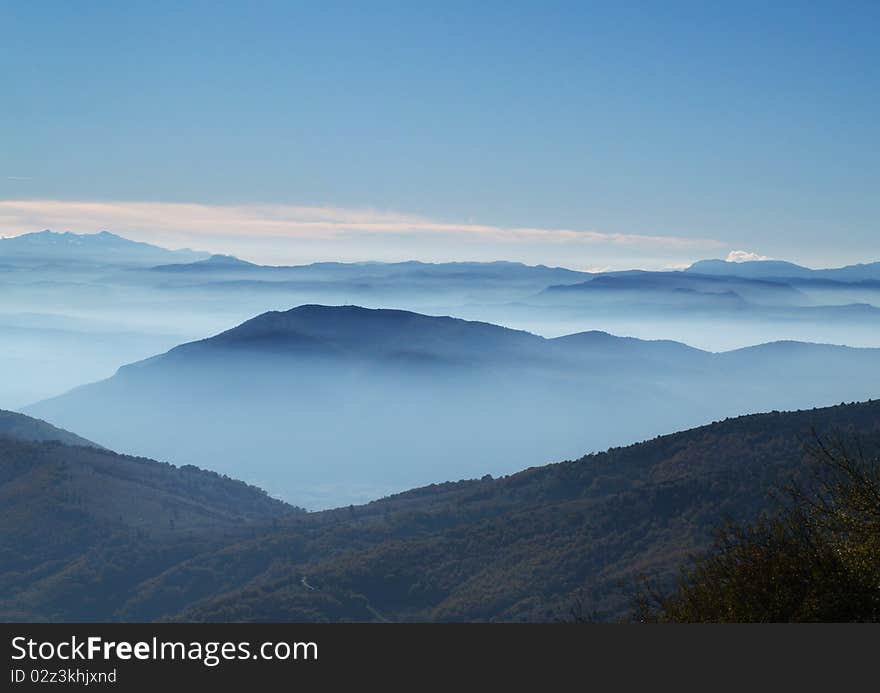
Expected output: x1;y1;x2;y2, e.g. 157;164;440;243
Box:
3;229;880;407
23;301;880;508
0;229;876;508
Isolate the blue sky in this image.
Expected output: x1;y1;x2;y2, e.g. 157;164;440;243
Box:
1;1;877;268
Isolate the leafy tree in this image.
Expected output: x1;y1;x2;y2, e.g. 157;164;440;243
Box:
634;434;880;622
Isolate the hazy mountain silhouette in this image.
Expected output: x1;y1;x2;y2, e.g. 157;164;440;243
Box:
3;231;878;412
0;230;207;266
151;253;259;271
26;305;880;508
687;258;880;282
150;257;590;282
540;271;807;305
516;264;880;351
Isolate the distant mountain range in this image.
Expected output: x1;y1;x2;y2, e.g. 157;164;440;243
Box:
514;258;880;351
149;246;880;284
0;230;208;266
149;248;880;285
2;229;879;406
144;256;593;304
2;230;879;412
686;258;880;282
4;400;879;622
150;255;590;281
540;271;807;306
5;229;877;282
25;305;880;508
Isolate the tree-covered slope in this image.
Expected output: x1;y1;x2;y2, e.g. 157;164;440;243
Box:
0;433;296;621
6;400;879;622
153;400;880;622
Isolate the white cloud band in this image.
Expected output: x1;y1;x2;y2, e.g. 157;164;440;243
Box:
0;199;723;250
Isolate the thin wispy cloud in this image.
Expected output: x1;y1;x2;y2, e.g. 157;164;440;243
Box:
5;176;33;182
0;199;722;249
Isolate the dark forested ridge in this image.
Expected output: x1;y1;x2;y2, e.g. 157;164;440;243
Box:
175;399;880;622
0;432;295;621
3;400;879;622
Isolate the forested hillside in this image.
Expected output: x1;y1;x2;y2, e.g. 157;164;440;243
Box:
3;401;878;621
173;400;880;622
0;434;295;621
